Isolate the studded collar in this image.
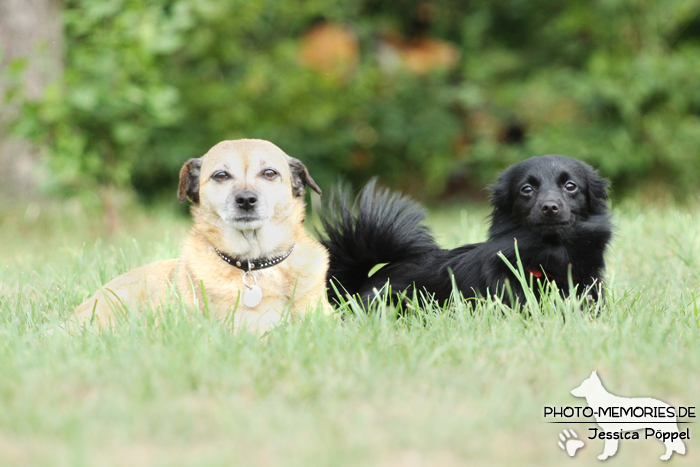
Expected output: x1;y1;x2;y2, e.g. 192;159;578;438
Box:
213;245;294;271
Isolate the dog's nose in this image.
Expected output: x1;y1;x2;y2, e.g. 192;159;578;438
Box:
235;191;258;211
541;201;560;217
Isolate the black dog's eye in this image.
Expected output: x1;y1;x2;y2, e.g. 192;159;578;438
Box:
520;184;534;195
211;171;230;182
564;181;577;192
262;169;279;180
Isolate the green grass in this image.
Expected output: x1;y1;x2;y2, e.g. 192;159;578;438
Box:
1;197;699;466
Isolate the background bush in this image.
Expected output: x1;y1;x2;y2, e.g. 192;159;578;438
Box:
14;0;700;201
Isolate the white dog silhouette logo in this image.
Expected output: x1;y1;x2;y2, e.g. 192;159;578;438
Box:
571;371;686;461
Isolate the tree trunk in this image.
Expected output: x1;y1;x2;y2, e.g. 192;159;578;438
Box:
0;0;63;197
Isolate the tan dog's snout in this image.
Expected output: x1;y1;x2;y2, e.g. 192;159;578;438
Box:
224;185;270;229
234;190;259;212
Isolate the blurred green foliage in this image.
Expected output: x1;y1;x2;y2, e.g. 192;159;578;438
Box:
12;0;700;200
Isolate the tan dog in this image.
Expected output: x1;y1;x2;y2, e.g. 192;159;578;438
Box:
72;139;331;332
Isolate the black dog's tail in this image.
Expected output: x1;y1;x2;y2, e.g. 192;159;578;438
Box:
318;179;438;300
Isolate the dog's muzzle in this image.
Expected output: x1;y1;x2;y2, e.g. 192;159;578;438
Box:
533;195;571;226
235;191;258;211
541;200;560;218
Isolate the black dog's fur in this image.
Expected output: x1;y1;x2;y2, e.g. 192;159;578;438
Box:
320;155;613;307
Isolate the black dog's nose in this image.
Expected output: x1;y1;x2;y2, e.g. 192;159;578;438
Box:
541;201;560;217
235;191;258;211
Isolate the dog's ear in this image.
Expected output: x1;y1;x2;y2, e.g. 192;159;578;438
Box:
178;157;203;203
287;156;322;197
586;171;609;215
488;167;514;212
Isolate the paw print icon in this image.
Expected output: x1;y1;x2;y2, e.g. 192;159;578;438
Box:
558;429;585;457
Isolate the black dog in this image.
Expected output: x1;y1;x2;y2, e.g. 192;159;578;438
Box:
320;155;612;307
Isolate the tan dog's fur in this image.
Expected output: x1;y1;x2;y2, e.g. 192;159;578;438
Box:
72;139;331;332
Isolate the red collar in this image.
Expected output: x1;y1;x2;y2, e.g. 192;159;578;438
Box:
525;268;579;281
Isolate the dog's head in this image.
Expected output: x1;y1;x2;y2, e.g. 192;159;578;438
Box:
178;139;321;230
571;370;603;398
489;155;609;236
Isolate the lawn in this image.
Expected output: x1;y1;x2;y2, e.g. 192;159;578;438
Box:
1;196;699;466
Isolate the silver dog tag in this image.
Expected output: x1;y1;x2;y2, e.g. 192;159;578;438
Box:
243;284;263;307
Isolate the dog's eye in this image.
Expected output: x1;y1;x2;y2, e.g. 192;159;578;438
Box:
211;171;230;182
262;169;279;180
520;185;533;195
564;181;578;192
